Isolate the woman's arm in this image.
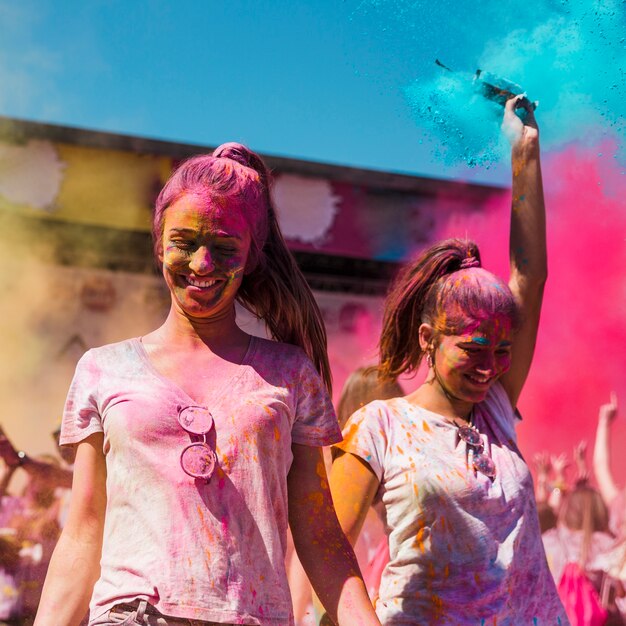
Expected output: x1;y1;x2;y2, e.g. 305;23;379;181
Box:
34;433;107;626
329;450;380;547
500;96;547;407
0;426;73;490
288;444;381;626
573;440;589;483
0;464;18;497
593;393;620;505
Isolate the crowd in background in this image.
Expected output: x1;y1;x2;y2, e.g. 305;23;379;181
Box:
535;393;625;625
0;427;74;624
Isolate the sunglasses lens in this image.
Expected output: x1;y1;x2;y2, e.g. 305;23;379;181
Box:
179;406;214;435
473;454;497;478
458;424;482;447
180;443;217;480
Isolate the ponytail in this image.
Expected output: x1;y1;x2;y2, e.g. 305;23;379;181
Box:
379;238;502;381
237;207;332;393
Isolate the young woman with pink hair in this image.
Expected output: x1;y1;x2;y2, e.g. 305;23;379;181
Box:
34;144;381;626
327;97;568;624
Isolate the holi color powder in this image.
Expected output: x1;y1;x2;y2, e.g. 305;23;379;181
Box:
431;142;626;483
358;0;626;168
353;0;626;484
404;70;506;167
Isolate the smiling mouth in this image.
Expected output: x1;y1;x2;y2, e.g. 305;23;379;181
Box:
183;276;220;289
466;374;492;386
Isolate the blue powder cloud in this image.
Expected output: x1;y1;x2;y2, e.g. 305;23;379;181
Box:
365;0;626;167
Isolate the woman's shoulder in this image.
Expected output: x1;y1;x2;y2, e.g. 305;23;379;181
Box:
346;397;411;430
249;336;315;371
76;337;141;370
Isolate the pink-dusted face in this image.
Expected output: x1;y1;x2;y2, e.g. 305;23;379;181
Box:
160;193;252;319
432;316;513;404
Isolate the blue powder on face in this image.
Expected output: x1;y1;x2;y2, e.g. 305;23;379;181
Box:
470;337;490;346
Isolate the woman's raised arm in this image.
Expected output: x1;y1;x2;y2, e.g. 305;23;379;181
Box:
35;433;107;626
500;95;547;407
593;393;620;506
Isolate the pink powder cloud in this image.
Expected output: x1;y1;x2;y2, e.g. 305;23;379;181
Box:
433;141;626;485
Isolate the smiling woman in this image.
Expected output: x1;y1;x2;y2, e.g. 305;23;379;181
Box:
34;144;382;626
327;97;569;625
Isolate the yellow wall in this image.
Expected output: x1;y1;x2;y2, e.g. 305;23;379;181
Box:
0;140;172;231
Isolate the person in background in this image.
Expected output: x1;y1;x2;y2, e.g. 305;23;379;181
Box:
535;442;590;534
0;430;69;624
593;393;626;622
35;144;381;626
327;96;568;624
334;367;404;601
594;394;622;537
542;482;622;625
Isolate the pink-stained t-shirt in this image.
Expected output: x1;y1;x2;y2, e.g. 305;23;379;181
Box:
334;383;568;626
60;336;341;625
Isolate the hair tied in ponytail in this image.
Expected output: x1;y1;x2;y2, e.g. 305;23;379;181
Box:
460;256;481;269
212;142;249;165
212;142;270;187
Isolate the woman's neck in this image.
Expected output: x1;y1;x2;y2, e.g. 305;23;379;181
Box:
147;305;249;355
406;376;474;422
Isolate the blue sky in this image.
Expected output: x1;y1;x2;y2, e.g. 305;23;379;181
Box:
0;0;624;185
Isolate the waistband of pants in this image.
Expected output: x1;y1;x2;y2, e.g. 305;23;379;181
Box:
111;600;236;625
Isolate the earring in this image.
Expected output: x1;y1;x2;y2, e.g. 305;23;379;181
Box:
426;352;433;368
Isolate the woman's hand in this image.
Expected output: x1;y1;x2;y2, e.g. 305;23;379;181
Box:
533;451;552;503
550;453;569;480
0;427;23;468
594;392;621;506
573;440;589;483
533;451;551;478
598;392;618;424
502;95;539;158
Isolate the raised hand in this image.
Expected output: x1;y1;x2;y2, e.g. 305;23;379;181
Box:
502;95;539;151
550;453;569;479
573;440;589;482
533;451;551;477
598;392;618;424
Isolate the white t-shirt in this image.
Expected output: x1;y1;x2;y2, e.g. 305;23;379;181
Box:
542;526;617;584
335;383;568;625
61;336;341;625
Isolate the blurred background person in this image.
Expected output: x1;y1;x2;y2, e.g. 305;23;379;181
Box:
541;432;624;625
0;426;73;623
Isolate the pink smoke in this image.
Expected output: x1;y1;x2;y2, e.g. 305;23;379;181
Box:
433;141;626;486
